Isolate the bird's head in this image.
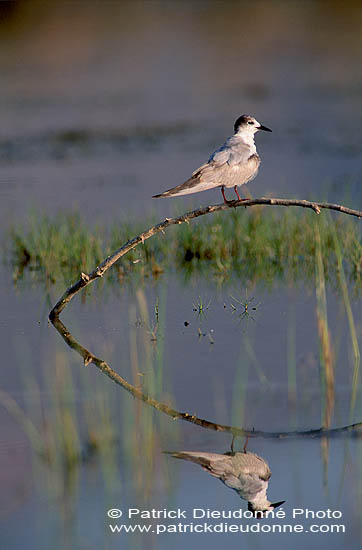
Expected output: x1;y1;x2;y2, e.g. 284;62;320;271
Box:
234;115;272;135
248;500;285;518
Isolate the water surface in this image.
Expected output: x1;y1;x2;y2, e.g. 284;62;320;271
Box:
0;2;361;549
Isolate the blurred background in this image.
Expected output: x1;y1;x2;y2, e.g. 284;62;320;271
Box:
0;1;361;549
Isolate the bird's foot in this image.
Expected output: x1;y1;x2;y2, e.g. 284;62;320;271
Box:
221;186;237;207
221;186;247;206
224;198;237;207
233;186;249;203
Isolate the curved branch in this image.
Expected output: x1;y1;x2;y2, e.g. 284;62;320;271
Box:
48;198;362;440
51;316;362;440
49;197;361;319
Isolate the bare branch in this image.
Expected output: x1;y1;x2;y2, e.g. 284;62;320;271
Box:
49;197;361;319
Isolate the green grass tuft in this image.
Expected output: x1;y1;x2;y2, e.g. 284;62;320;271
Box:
6;208;362;289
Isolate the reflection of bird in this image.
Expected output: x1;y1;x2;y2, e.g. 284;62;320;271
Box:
153;115;272;204
168;450;284;513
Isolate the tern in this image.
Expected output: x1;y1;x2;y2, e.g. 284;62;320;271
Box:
167;449;284;514
153;115;272;204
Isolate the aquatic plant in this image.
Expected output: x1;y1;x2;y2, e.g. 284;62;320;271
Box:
7;206;362;291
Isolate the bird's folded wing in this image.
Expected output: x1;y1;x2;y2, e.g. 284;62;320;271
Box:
168;451;233;474
153;161;228;197
191;162;226;183
223;473;266;501
209;140;251;166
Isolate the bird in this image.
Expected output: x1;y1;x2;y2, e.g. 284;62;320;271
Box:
166;449;284;514
153;115;272;204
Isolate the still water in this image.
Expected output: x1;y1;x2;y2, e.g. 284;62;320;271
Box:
0;2;361;549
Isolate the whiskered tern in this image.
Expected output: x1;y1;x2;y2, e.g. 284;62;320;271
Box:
167;450;284;514
153;115;272;204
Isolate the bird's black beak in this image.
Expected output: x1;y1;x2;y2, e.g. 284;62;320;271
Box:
271;501;285;509
258;124;272;132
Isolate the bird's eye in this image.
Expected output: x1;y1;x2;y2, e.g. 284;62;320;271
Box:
248;121;254;125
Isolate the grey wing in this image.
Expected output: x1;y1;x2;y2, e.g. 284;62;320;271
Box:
189;141;255;185
217;453;269;498
204;454;268;502
205;142;260;188
224;473;268;501
152;160;223;197
154;146;234;197
152;145;233;198
228;452;271;480
208;139;251;166
168;451;234;478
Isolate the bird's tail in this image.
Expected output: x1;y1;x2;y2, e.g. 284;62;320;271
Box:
153;178;216;198
165;451;214;466
164;451;231;478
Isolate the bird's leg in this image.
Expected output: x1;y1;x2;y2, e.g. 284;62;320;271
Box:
230;435;235;453
234;185;247;201
243;435;249;454
221;186;233;206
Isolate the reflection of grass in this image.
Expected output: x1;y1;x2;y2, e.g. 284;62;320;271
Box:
315;224;334;430
328;215;360;423
286;303;297;429
0;289;177;503
7;208;362;288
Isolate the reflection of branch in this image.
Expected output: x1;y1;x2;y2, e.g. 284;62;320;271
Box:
51;316;362;440
49;198;362;319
